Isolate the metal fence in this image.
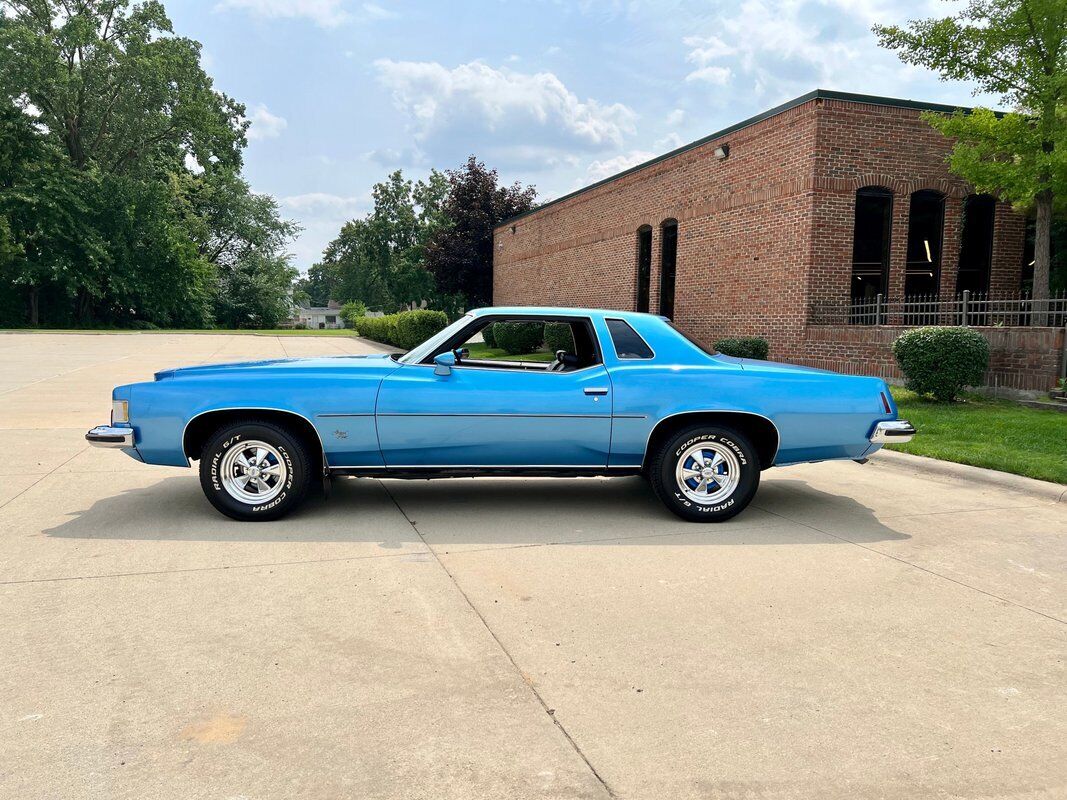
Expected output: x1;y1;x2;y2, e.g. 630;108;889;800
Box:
811;290;1067;328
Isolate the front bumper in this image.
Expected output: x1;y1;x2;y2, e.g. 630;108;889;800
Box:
870;420;915;444
86;425;135;448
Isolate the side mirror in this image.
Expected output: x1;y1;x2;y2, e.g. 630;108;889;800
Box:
434;351;456;376
454;347;469;361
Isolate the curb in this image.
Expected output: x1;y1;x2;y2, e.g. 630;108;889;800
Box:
872;449;1066;504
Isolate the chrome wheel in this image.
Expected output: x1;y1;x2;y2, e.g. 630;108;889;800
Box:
675;441;741;505
219;439;288;505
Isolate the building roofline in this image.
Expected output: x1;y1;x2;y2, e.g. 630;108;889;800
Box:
495;88;980;229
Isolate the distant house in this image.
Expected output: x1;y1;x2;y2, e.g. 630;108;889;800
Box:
295;300;344;329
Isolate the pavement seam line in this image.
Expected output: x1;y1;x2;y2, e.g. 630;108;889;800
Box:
0;548;423;586
378;479;617;800
0;445;89;514
759;506;1067;627
0;354;131;397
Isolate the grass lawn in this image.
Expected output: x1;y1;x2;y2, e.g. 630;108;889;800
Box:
463;342;556;362
888;387;1067;485
1;328;360;336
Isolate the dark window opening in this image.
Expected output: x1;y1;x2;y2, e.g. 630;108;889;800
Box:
905;190;945;296
956;194;995;294
851;187;892;301
606;319;654;359
635;226;652;312
659;219;678;319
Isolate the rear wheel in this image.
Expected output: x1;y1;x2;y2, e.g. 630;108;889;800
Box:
199;420;310;521
649;425;760;522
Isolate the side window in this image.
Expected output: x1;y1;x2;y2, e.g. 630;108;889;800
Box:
436;317;601;371
606;319;654;359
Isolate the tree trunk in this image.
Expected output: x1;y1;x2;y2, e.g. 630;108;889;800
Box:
28;286;39;327
1033;189;1052;327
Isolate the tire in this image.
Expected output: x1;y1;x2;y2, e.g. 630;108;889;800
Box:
649;425;760;522
199;420;310;521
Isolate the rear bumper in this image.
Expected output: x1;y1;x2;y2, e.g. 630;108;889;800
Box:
86;425;135;448
870;420;915;444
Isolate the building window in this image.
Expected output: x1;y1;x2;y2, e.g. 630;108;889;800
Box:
956;194;996;294
635;226;652;312
905;190;945;296
851;187;892;300
1021;217;1035;292
659;219;678;319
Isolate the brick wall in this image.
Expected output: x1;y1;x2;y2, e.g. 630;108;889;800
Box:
493;92;1051;390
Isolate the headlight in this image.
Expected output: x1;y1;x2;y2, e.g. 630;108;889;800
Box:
112;400;129;424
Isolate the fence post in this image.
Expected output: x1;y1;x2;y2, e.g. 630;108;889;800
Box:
961;290;970;326
1061;323;1067;382
875;293;883;326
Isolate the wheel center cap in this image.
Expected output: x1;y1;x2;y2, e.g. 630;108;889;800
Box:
248;466;261;478
701;467;715;479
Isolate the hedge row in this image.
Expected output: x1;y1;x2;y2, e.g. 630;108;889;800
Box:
353;310;449;350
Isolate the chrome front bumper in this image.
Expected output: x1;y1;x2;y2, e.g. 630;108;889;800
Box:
870;420;915;444
86;425;135;448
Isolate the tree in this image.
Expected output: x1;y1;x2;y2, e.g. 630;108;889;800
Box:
875;0;1067;321
315;169;448;311
424;156;536;309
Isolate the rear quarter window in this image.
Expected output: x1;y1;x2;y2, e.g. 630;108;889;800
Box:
606;319;654;359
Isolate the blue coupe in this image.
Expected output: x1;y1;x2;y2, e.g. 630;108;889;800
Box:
87;307;914;522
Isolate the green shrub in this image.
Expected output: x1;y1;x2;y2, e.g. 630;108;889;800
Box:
353;314;398;346
340;301;367;328
353;310;448;350
481;322;497;348
493;321;544;355
892;326;989;401
393;309;448;350
543;322;575;354
714;336;769;360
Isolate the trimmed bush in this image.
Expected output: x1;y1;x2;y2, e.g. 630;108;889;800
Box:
394;310;448;350
353;314;398;346
493;321;544;355
340;301;367;328
543;322;575;354
354;310;448;350
481;322;497;348
892;326;989;401
714;336;769;360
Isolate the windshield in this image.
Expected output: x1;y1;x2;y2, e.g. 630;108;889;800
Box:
397;314;474;364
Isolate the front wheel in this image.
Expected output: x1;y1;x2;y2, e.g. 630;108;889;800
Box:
199;420;310;521
649;425;760;522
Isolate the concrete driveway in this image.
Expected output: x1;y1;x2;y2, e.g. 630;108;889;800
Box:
1;332;1064;800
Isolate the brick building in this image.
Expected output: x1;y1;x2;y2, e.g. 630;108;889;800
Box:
493;89;1064;392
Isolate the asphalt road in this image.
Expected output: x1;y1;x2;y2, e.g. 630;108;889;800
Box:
1;332;1064;800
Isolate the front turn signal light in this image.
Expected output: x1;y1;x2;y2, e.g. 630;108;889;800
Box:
112;400;129;424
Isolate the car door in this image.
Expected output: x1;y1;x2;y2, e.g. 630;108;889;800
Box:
375;321;612;468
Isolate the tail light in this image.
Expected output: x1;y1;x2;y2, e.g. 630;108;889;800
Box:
879;391;892;414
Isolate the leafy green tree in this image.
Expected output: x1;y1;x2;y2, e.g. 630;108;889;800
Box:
875;0;1067;320
424;156;536;309
316;169;448;312
294;262;339;307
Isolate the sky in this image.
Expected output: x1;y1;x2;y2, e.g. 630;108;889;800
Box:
166;0;1001;270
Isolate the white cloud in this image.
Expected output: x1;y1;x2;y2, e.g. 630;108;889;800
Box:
279;192;372;266
685;65;732;85
581;149;656;186
361;2;396;19
246;104;288;141
373;60;637;164
665;108;685;127
215;0;351;26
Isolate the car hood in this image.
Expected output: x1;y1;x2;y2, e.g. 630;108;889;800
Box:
154;353;397;381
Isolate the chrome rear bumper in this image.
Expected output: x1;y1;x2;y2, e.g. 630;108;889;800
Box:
86;425;135;448
870;420;915;444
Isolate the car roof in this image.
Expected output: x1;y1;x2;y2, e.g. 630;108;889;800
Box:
469;306;665;323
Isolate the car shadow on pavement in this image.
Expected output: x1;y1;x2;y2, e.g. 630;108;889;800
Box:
44;474;909;546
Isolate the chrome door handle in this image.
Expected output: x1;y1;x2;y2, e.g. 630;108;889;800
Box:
584;387;608;396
